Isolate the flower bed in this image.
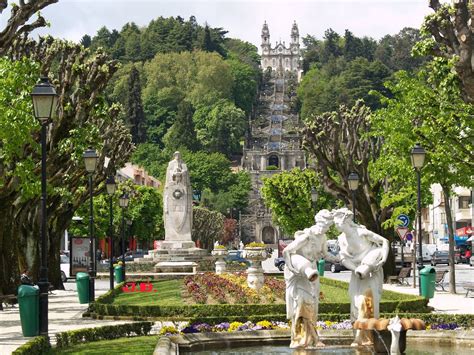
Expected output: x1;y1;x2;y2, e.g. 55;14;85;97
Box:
157;318;469;337
183;272;284;304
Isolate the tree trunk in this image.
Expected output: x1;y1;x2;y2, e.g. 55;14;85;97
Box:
0;198;19;295
442;186;456;294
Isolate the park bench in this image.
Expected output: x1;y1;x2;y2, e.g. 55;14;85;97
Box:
464;284;474;298
0;294;17;311
387;267;411;286
434;269;448;291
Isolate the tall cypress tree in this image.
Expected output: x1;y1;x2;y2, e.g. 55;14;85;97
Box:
126;65;146;144
163;100;200;152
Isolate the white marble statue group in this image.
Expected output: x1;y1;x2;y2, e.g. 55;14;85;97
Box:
283;207;389;349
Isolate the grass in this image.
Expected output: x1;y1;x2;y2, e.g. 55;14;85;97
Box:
49;336;158;355
112;279;182;306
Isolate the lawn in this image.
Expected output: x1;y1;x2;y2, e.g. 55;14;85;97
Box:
112;279;182;306
49;336;158;355
110;276;355;306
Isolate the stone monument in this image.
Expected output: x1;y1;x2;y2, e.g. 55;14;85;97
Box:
153;152;207;273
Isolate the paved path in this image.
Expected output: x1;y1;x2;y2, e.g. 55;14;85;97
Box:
0;288;131;355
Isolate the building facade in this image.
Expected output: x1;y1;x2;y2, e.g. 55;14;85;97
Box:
423;184;473;250
260;21;301;76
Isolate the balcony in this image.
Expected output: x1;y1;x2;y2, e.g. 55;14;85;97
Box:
455;208;472;222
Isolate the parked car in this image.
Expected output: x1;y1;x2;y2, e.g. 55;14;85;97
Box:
60;254;70;282
226;250;250;266
324;252;347;273
274;257;285;271
273;254;346;273
431;250;450;266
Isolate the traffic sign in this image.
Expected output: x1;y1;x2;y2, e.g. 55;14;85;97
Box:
405;232;413;241
396;227;409;240
397;214;410;228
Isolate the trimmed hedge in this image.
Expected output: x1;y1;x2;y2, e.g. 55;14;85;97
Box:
12;336;50;355
92;297;428;318
92;278;428;318
55;321;153;349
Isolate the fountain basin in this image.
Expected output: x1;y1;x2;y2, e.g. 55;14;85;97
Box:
154;329;474;355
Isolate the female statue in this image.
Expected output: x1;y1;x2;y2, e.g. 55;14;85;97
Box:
333;207;389;346
283;209;339;349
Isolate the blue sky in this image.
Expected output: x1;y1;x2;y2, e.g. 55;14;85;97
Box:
1;0;433;49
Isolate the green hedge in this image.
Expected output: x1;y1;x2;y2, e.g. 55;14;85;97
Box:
92;298;428;318
55;322;153;349
12;336;50;355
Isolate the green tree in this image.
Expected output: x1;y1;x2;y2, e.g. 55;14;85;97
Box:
260;169;335;235
125;65;146;144
163;100;200;152
80;34;92;48
370;58;474;293
193;99;246;155
128;185;164;241
419;0;474;102
0;40;133;293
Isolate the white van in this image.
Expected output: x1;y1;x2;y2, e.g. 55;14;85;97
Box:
60;254;70;282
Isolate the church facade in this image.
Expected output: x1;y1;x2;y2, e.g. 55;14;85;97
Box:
260;21;301;74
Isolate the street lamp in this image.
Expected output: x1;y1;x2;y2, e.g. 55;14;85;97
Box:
31;76;58;335
347;172;359;222
83;148;99;302
311;187;318;212
411;143;426;295
106;175;116;290
119;193;129;282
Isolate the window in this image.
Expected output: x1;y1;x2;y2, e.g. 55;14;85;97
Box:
459;196;471;209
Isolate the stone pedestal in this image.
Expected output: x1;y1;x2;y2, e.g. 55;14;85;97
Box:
211;249;228;274
242;247;269;290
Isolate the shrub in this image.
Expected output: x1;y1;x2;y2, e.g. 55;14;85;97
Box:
12;336;50;355
55;322;153;348
245;242;265;248
265;165;279;170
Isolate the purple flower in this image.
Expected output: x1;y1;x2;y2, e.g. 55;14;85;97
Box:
213;322;230;331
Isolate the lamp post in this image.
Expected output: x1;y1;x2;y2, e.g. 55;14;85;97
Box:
411;143;426;295
311;187;318;213
83;148;99;302
347;172;360;222
106;176;116;290
31;77;58;335
119;193;129;282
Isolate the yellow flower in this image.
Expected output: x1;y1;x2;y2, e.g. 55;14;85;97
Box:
229;321;244;332
256;320;273;329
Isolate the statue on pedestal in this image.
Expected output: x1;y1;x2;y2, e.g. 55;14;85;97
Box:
283;209;339;349
333;207;389;346
163;151;193;248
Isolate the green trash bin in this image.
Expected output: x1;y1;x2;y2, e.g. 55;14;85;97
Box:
420;266;436;299
318;259;325;277
76;272;90;304
114;265;124;284
18;285;39;337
